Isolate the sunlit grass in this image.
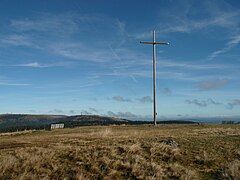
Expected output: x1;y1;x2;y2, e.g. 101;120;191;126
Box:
0;124;239;179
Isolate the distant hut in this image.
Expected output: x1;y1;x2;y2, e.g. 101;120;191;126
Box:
50;123;64;130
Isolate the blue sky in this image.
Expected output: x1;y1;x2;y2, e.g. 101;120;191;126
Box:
0;0;240;120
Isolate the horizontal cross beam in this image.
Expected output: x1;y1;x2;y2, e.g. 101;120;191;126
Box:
140;41;169;45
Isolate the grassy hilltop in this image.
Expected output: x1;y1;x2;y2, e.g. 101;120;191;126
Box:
0;124;239;179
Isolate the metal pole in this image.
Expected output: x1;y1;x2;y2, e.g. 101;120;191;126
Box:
153;31;157;126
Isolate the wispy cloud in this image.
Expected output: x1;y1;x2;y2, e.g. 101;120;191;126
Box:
163;12;239;34
16;61;71;68
51;42;118;62
3;13;130;64
186;98;240;110
0;76;30;86
0;34;40;49
138;96;153;104
198;79;229;90
227;99;240;109
134;6;240;39
17;62;47;68
69;110;77;114
48;109;64;114
0;82;30;86
115;19;127;38
186;99;207;107
154;3;240;62
159;59;237;70
208;34;240;60
5;12;238;82
107;111;137;118
112;96;132;102
89;107;99;113
103;69;193;81
161;88;172;95
10;13;79;35
159;0;240;34
186;98;222;107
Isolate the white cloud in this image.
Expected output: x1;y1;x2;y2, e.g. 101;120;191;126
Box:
208;34;240;60
18;62;45;68
16;61;71;68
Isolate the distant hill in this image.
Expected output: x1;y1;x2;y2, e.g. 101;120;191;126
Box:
61;115;129;127
0;114;198;133
0;114;130;132
0;114;66;132
0;114;65;123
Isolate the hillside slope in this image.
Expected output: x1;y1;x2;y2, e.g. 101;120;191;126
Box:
0;125;239;179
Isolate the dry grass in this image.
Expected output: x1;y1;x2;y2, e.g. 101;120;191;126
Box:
0;124;239;179
0;130;34;137
221;160;240;180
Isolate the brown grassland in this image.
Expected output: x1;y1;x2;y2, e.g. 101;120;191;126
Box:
0;124;239;179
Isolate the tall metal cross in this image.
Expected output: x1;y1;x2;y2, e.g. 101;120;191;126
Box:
140;30;169;126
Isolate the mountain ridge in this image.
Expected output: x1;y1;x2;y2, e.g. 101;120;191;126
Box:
0;114;198;133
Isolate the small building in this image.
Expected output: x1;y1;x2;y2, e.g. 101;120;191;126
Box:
222;121;235;124
51;123;64;130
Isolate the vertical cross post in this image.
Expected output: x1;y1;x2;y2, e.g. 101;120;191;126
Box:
140;30;169;126
153;31;157;126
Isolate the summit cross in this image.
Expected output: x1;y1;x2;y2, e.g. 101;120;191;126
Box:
140;30;169;126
